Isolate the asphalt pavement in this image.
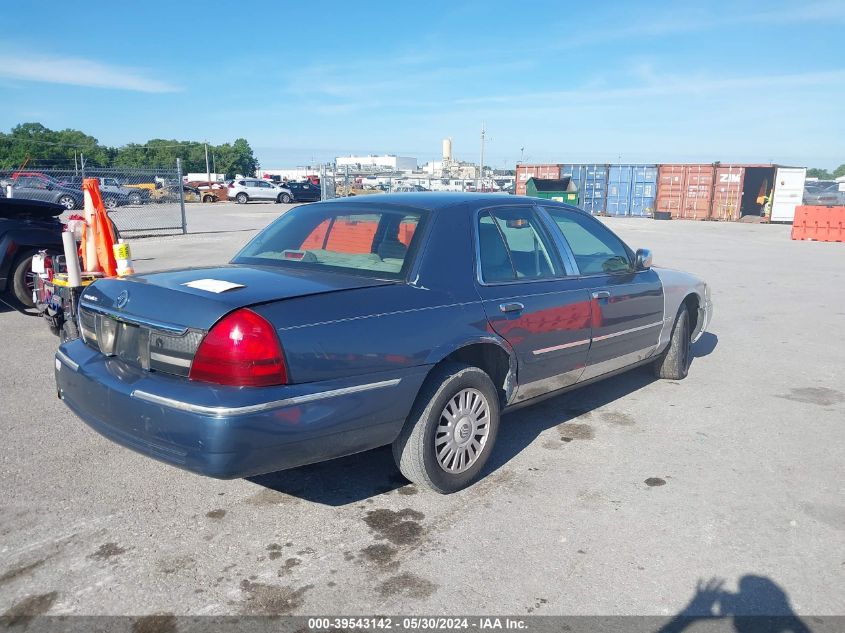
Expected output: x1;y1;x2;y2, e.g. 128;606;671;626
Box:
1;201;843;618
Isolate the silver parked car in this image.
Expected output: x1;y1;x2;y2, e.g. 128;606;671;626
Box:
227;178;293;204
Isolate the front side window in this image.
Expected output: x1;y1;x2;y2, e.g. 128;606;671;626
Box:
233;204;426;279
477;207;561;283
543;207;633;275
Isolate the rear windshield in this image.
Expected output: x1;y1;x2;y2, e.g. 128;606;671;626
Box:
232;204;427;279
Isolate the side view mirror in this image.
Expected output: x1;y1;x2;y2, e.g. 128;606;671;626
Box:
636;248;653;270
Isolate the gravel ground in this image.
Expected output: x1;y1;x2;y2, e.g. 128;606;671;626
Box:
1;202;843;619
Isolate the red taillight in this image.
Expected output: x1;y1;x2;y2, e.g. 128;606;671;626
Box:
189;309;288;387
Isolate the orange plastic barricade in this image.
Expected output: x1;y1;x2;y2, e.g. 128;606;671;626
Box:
792;205;845;242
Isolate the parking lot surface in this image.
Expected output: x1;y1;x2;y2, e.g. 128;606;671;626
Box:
1;202;844;617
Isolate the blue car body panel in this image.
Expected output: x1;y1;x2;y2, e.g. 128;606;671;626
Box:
55;193;710;480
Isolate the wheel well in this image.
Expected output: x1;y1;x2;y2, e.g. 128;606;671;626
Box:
684;293;700;334
438;343;512;405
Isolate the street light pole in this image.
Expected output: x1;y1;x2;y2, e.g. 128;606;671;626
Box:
479;122;486;191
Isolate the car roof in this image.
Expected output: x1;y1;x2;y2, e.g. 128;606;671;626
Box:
318;192;587;214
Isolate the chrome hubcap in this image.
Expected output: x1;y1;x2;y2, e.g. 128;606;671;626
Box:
436;388;490;474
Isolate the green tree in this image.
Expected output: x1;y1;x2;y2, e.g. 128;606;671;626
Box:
806;167;833;179
833;164;845;179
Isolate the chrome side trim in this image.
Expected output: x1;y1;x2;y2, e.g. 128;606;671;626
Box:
80;303;187;334
150;352;192;368
592;320;663;342
532;339;590;355
131;378;401;417
56;350;79;372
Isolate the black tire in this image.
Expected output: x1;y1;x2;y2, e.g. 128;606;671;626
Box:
653;305;691;380
9;251;36;308
280;193;292;203
236;193;248;204
104;196;118;209
128;192;142;205
203;195;214;203
58;194;76;210
60;319;79;343
392;362;500;494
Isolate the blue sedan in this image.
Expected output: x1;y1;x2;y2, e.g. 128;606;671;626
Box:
55;193;711;493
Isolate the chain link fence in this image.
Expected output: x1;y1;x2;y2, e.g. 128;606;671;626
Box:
0;163;187;235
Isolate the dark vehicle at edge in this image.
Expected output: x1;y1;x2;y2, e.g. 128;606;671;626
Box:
0;198;65;307
55;193;712;493
285;181;322;202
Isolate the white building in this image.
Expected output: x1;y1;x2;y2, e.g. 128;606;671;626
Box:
336;155;417;172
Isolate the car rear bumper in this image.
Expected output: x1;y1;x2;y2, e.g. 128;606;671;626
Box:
55;339;428;479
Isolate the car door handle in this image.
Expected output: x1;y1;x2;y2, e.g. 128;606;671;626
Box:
591;291;611;299
499;302;525;313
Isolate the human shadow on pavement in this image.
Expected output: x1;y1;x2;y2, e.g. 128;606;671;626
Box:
249;334;719;505
658;575;813;633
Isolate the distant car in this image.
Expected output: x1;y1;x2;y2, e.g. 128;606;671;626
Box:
0;198;65;307
55;194;711;493
2;175;83;210
60;176;149;206
228;178;292;204
803;182;845;205
285;181;322;202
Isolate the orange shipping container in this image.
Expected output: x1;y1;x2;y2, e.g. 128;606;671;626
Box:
516;164;560;196
656;164;715;220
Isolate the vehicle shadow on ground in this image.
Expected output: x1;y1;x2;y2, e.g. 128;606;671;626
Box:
249;333;718;506
657;574;812;632
0;297;40;316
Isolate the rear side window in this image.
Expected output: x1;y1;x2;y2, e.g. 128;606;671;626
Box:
234;205;426;279
543;207;633;275
477;208;561;283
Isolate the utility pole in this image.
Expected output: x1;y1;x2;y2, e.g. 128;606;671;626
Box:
479;122;486;191
80;153;86;180
520;147;524;164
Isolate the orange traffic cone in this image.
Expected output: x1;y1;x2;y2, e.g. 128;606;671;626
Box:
80;178;118;276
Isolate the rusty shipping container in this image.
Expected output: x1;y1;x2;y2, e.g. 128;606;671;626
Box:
516;163;560;196
656;164;715;220
658;164;779;221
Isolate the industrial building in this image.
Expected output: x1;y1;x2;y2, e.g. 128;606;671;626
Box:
335;155;417;172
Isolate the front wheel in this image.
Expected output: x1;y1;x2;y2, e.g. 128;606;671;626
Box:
128;192;142;205
104;196;118;209
236;193;248;204
58;194;76;210
653;305;691;380
392;362;500;494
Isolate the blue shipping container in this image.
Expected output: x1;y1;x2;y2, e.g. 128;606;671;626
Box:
606;164;657;217
560;164;607;214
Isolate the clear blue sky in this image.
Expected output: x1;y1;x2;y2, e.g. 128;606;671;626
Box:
1;0;843;169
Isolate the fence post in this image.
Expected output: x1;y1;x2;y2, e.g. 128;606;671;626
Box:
176;158;187;234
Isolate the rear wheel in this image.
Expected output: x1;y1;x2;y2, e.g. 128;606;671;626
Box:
128;191;142;205
653;305;691;380
279;193;292;203
236;193;248;204
203;195;214;203
392;362;500;494
104;196;118;209
58;194;76;210
9;251;36;308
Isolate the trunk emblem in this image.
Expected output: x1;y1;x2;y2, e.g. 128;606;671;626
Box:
116;290;130;309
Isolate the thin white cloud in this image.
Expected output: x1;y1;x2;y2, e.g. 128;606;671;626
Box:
457;68;845;106
0;54;180;93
